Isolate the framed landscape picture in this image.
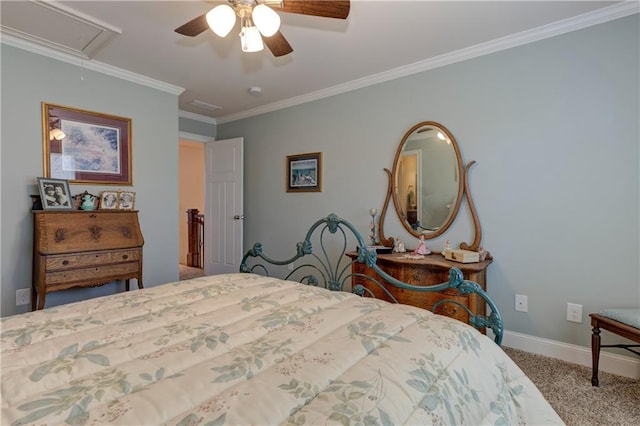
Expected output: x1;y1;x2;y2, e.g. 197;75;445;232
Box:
286;152;322;193
42;103;132;185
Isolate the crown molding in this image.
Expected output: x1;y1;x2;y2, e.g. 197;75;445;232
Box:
0;32;184;96
178;110;218;125
179;131;215;143
217;2;639;124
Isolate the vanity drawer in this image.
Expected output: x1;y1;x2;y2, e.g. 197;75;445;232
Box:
400;266;448;286
45;262;141;286
45;249;141;270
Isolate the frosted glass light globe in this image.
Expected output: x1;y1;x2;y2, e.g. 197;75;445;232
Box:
252;4;280;37
206;4;236;37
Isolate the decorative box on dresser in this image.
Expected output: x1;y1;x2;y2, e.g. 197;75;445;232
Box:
347;252;492;326
32;210;144;310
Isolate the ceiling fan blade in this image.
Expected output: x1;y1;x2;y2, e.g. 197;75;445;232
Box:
270;0;350;19
263;31;293;57
175;13;209;37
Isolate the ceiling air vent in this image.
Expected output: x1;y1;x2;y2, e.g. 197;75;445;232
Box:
0;1;121;59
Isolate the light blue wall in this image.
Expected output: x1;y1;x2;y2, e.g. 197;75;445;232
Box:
1;45;181;317
179;116;216;138
218;15;640;347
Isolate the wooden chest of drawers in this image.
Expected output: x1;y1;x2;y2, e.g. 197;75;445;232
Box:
32;210;144;310
347;252;492;325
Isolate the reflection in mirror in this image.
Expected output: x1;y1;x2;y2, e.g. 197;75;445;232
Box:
392;122;463;239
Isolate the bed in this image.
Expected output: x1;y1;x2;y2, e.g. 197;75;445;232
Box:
1;214;563;425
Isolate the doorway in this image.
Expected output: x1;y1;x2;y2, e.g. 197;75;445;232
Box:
178;139;205;279
178;136;244;279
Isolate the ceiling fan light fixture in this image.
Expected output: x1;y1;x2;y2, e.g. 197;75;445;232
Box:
240;20;264;52
206;4;236;37
252;4;280;37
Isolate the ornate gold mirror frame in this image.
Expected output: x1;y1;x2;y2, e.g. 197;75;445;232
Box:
378;121;483;251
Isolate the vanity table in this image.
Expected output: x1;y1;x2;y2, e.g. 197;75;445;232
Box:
347;252;491;324
363;120;494;327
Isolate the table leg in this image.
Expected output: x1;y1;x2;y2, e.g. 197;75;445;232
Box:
591;324;601;386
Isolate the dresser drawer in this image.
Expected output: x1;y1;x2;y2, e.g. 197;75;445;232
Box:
45;262;141;286
45;249;141;270
400;266;448;286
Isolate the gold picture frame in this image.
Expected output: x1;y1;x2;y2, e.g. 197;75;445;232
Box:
42;103;132;185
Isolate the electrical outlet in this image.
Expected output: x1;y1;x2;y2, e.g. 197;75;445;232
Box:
515;294;528;312
567;303;583;323
16;288;31;306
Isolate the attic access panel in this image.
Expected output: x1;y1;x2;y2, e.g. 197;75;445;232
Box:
0;1;120;59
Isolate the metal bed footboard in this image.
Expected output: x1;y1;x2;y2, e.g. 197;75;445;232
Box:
240;213;503;345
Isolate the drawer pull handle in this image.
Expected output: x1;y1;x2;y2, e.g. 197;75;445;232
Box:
54;229;66;243
121;227;132;238
88;226;102;240
122;254;129;260
62;260;69;265
88;214;97;218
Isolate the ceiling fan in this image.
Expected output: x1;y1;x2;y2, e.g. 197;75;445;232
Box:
175;0;350;57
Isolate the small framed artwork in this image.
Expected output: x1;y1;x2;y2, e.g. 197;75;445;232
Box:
99;191;119;210
118;191;136;210
286;152;322;193
42;102;132;185
37;177;73;210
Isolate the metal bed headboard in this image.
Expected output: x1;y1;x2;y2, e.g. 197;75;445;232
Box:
240;213;503;345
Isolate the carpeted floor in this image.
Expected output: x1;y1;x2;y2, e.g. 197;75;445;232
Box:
179;264;205;280
503;347;639;426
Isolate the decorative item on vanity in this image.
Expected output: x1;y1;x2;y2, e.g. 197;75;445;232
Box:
444;249;480;264
369;208;378;245
393;237;406;253
442;239;452;256
413;234;431;255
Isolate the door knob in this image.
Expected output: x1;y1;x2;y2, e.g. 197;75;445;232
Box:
233;215;244;220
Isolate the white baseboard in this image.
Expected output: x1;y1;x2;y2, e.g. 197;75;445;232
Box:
502;329;640;380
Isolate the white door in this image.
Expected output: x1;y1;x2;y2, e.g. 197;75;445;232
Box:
204;137;244;275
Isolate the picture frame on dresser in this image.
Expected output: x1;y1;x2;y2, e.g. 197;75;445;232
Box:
42;102;132;185
99;191;119;209
286;152;322;193
118;191;136;210
37;177;72;210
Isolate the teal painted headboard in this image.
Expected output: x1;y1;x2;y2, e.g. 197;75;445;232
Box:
240;213;503;345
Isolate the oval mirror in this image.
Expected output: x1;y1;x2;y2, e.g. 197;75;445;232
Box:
391;121;463;239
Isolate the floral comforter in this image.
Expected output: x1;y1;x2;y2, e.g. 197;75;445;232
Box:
1;273;563;425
